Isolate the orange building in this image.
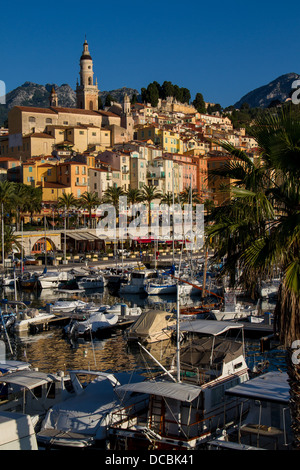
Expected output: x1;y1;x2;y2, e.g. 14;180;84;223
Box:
57;161;89;198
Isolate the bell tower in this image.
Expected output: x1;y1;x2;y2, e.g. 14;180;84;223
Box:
76;39;99;111
49;86;58;107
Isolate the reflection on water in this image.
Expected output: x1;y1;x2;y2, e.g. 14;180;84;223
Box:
2;286;179;374
13;330;177;376
2;285;286;375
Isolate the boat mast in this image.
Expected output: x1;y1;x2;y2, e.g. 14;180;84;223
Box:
172;167;175;267
176;281;181;382
1;203;4;270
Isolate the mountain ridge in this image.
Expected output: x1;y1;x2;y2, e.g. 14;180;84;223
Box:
234;72;300;108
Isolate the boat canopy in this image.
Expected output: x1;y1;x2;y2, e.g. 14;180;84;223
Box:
0;360;31;374
178;319;244;336
116;380;201;403
126;310;176;340
0;370;60;390
225;371;289;405
179;337;244;371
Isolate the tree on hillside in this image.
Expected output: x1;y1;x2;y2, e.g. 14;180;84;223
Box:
161;81;174;100
141;81;191;106
193;93;206;113
181;87;191;104
105;94;114;107
141;83;160;107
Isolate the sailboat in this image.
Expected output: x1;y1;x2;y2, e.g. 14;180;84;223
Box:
107;284;250;450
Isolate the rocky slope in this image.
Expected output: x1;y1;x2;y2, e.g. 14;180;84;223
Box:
234;73;300;108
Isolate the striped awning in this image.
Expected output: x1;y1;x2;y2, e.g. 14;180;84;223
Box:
67;232;99;241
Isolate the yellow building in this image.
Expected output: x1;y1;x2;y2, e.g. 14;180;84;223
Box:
22;157;70;203
136;125;183;154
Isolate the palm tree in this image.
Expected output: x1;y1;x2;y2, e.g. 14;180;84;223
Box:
23;186;43;224
209;105;300;448
13;183;29;230
57;192;78;229
179;187;202;206
140;184;162;226
126;188;143;206
206;142;273;291
1;226;22;260
0;181;16;218
160;191;177;233
102;186;125;213
79;191;100;228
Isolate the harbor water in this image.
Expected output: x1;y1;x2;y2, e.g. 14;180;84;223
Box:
1;285;287;376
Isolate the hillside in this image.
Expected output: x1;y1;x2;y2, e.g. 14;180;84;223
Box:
234;73;300;109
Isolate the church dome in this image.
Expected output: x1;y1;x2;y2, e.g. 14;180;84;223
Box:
80;54;92;60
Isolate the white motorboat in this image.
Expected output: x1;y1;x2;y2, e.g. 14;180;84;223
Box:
0;411;38;450
119;268;157;294
38;270;74;289
210;290;258;321
0;273;15;288
144;277;177;295
0;369;72;429
73;312;119;336
211;371;292;450
51;299;94;315
105;303;142;317
36;370;146;448
77;275;107;290
108;319;250;450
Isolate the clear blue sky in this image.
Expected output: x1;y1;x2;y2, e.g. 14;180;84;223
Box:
1;0;299;107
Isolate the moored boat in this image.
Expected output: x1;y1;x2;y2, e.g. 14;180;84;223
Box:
107;319;250;450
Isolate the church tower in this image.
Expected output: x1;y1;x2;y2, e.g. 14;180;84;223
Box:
123;93;131;115
49;86;58;107
76;39;99;111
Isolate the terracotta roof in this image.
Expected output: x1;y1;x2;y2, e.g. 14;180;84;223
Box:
14;106;56;114
96;110;120;118
0;157;20;161
37;163;56;167
50;106;101;116
23;132;55;139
